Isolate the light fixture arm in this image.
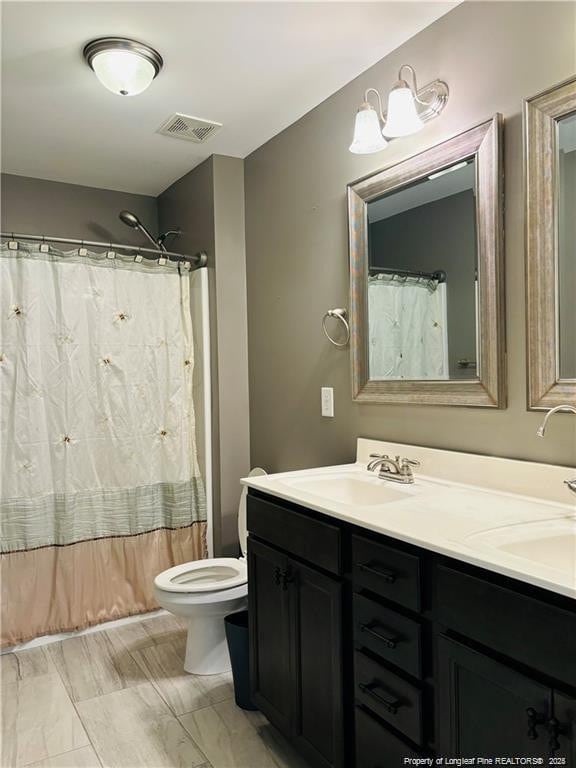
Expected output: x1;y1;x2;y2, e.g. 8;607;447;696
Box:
398;64;428;106
363;87;386;123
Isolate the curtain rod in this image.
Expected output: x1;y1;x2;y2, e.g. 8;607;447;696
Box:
1;232;207;269
369;266;446;283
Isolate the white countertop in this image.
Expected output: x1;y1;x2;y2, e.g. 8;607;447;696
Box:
241;440;576;600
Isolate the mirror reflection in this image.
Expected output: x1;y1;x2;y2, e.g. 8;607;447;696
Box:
558;112;576;380
367;159;478;381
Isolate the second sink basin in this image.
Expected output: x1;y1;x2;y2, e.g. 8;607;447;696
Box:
467;518;576;574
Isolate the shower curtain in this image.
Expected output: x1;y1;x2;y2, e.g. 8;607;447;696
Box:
0;242;207;646
368;275;449;379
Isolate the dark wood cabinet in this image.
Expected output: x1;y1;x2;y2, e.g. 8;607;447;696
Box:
438;634;576;763
438;634;553;758
290;559;344;768
247;525;344;768
248;538;292;735
247;490;576;768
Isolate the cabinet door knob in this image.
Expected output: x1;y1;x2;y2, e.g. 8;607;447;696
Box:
274;566;282;586
526;707;547;740
548;717;568;754
281;570;294;591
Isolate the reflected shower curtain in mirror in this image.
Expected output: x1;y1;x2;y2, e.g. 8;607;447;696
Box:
368;276;449;380
0;243;207;646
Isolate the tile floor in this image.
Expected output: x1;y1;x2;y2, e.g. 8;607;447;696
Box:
0;614;310;768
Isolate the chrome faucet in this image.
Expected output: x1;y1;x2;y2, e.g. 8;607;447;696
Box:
536;404;576;436
536;405;576;495
367;453;420;484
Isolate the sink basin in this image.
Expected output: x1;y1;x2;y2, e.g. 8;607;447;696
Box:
467;518;576;574
278;471;426;507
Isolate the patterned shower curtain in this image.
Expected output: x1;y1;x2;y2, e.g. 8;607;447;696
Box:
368;275;449;380
0;242;207;646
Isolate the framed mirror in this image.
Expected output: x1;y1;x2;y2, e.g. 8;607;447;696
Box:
348;115;505;407
525;76;576;409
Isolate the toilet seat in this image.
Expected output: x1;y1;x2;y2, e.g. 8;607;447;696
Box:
154;557;247;594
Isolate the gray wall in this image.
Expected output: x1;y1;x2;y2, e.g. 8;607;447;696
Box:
158;156;250;556
369;190;477;379
1;173;158;244
245;1;576;471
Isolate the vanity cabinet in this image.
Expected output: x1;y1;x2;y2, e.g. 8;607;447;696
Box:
247;490;576;768
248;504;345;768
438;635;575;760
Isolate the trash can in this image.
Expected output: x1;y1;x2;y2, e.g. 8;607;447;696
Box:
224;610;258;710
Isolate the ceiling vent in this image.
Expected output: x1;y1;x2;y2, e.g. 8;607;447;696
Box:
157;113;222;143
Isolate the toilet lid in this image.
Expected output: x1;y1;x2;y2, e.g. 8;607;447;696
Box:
154;558;247;593
239;467;267;556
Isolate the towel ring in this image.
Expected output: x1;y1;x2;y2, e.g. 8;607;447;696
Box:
322;308;350;348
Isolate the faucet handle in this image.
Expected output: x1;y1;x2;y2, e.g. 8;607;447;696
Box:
564;479;576;495
367;453;389;472
399;458;420;477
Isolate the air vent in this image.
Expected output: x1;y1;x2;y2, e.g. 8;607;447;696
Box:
157;113;222;143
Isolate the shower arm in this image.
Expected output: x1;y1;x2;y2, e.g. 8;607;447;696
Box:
136;221;167;252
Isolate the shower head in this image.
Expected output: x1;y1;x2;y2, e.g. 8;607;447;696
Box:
118;210;166;251
119;210;141;229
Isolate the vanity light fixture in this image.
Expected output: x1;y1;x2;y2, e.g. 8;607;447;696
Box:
83;38;163;96
349;64;449;154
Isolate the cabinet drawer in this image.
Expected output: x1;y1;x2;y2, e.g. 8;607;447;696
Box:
354;594;422;678
352;535;421;611
435;565;576;687
247;494;341;575
355;651;423;745
355;706;421;768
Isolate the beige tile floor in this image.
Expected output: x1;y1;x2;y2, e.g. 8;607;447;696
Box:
0;615;310;768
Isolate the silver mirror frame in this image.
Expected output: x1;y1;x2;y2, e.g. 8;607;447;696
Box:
347;115;505;408
525;76;576;410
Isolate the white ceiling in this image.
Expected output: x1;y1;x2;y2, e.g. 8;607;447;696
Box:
1;1;455;196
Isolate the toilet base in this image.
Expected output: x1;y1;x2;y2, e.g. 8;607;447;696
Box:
153;579;248;676
184;614;232;675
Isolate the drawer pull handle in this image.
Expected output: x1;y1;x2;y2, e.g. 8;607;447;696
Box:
359;682;401;714
360;623;398;648
358;563;396;583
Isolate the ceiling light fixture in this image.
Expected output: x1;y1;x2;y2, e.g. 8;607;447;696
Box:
349;64;448;154
83;37;163;97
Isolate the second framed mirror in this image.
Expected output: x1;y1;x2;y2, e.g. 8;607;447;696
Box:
348;115;505;407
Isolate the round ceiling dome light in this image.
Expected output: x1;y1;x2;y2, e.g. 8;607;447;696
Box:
83;37;163;96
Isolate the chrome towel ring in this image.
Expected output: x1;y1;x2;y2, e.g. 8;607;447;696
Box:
322;308;350;348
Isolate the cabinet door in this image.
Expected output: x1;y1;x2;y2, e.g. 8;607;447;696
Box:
248;538;292;735
290;558;344;768
553;691;576;766
438;635;552;759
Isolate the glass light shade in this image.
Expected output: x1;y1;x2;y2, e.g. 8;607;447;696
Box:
382;84;423;137
349;104;388;154
91;50;156;96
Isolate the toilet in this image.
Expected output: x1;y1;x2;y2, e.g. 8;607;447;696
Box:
154;468;266;675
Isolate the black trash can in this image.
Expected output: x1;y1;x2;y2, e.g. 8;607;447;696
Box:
224;610;258;710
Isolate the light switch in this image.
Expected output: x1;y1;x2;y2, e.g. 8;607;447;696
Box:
321;387;334;418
